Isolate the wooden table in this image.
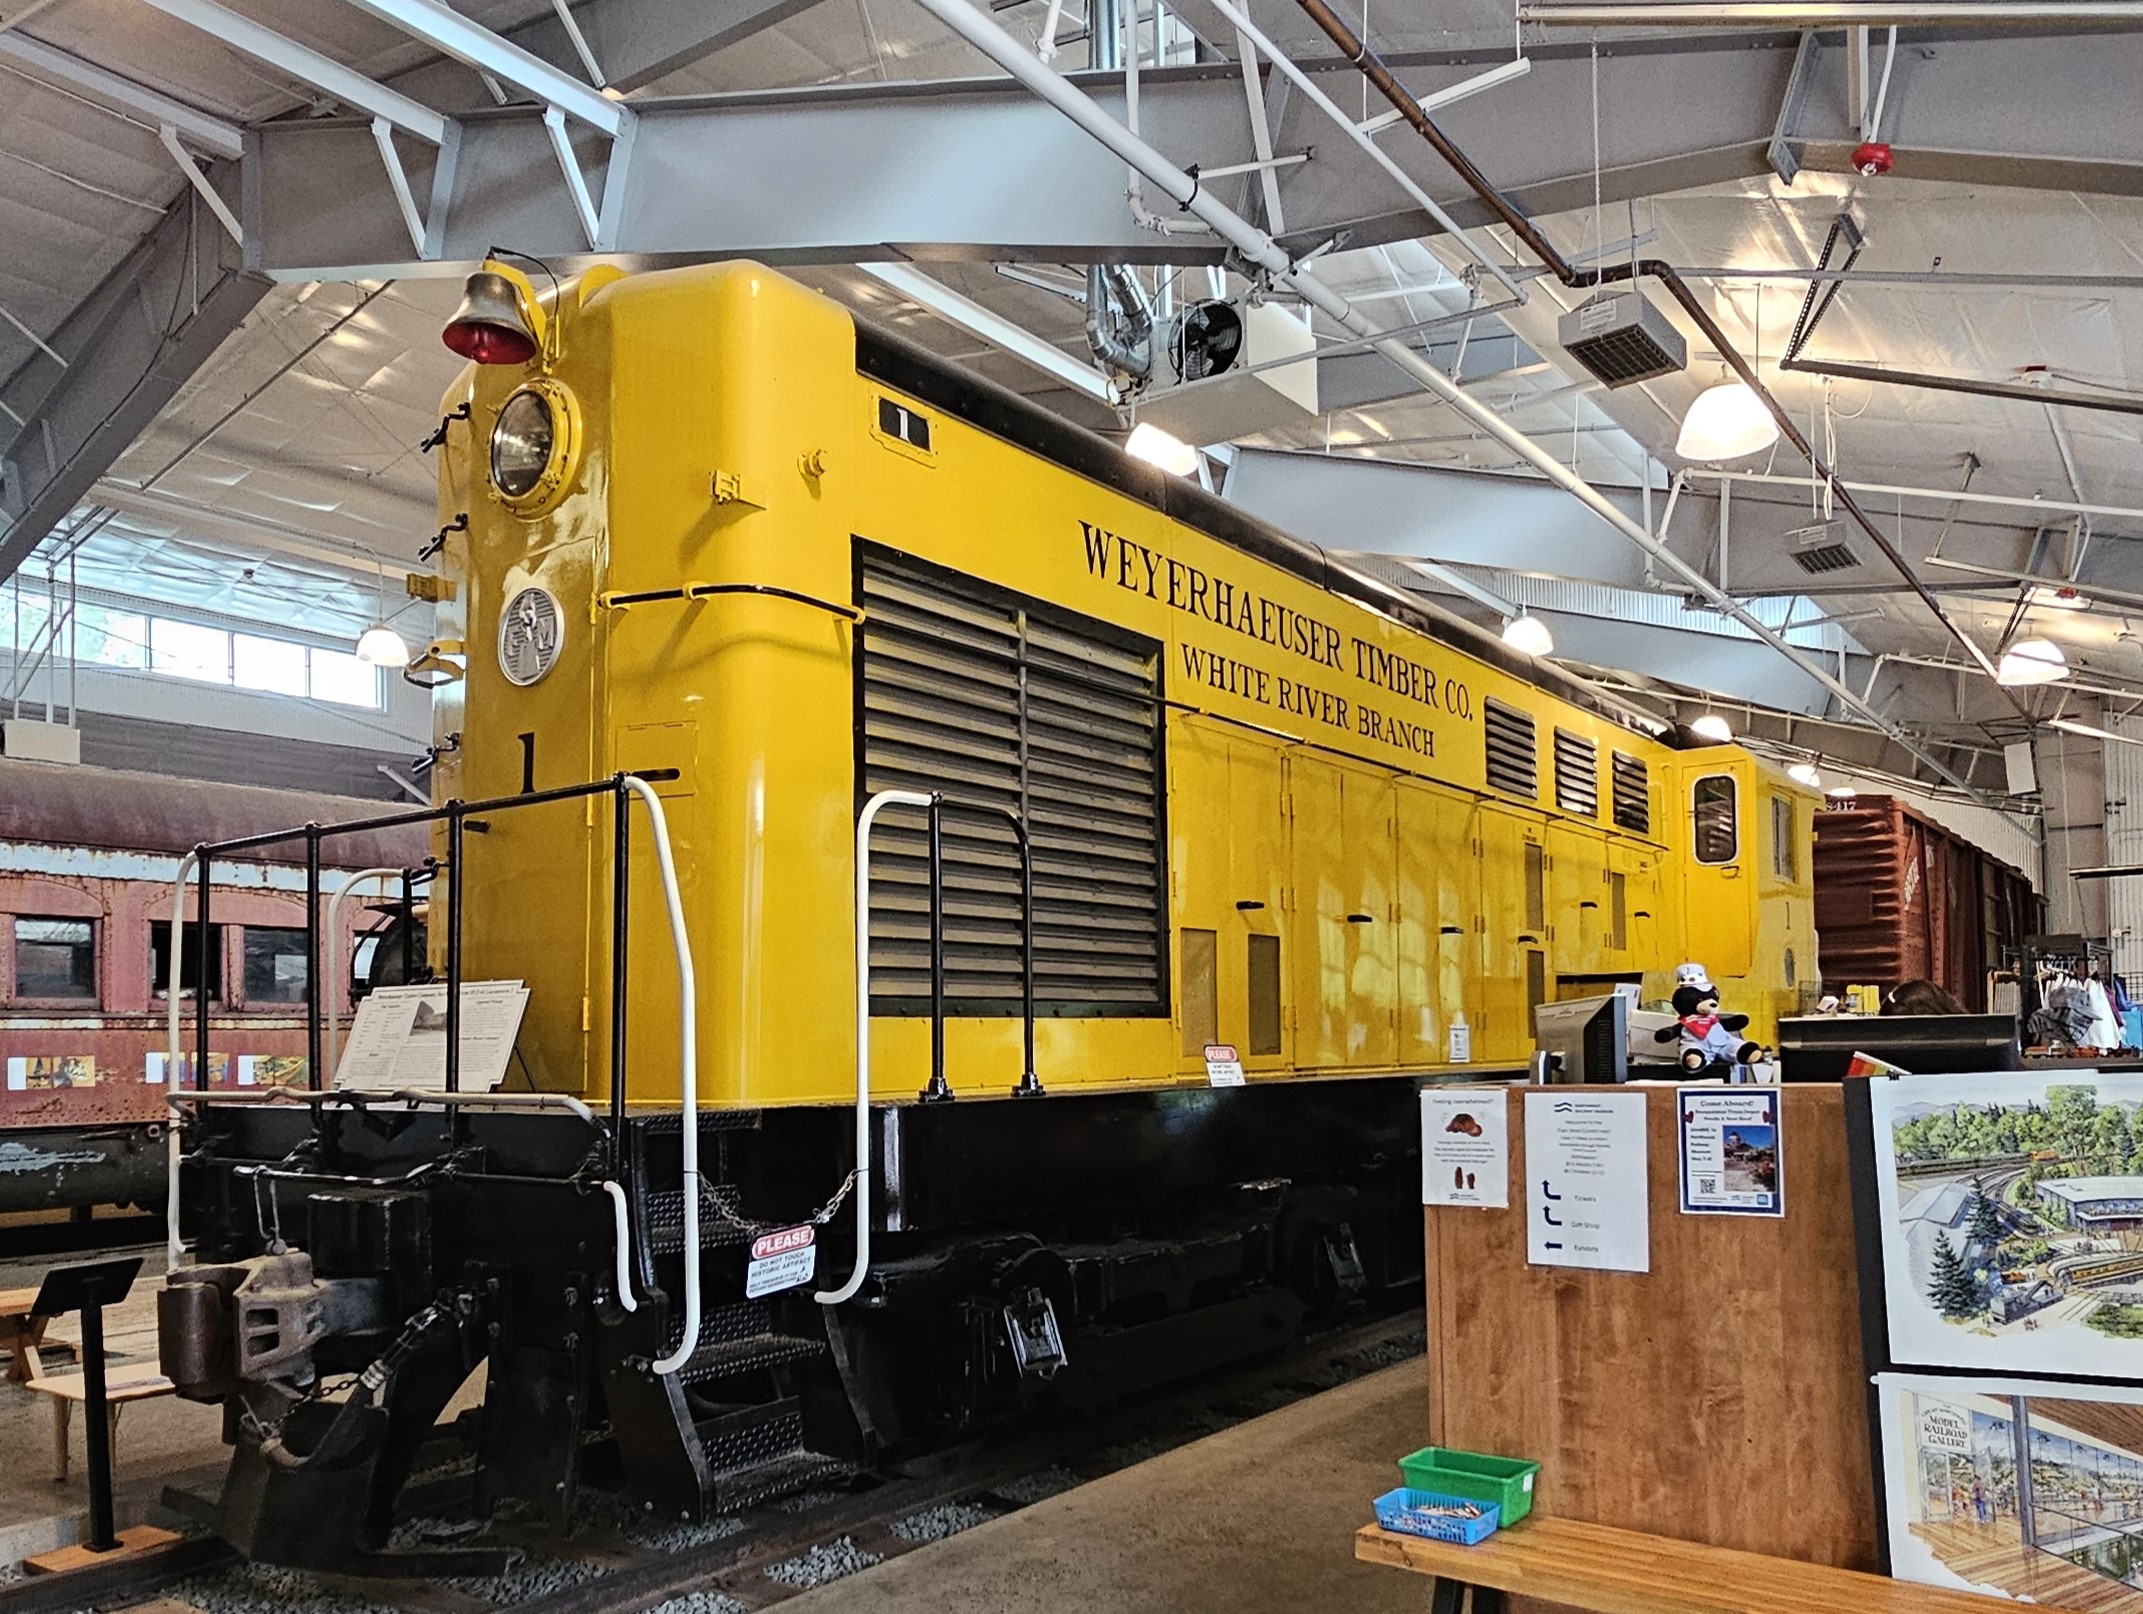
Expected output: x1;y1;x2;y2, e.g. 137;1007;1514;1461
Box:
1;1284;75;1383
24;1362;176;1484
1355;1516;2101;1614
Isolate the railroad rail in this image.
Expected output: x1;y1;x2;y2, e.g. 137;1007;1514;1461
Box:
0;1311;1421;1614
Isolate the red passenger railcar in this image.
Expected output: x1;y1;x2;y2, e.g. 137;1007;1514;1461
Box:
0;759;426;1213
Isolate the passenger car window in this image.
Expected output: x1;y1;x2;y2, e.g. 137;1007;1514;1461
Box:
13;917;95;1001
243;926;312;1005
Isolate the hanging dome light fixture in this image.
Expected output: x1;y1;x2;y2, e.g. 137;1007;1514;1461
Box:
1995;637;2067;687
1690;713;1733;743
356;556;411;668
1675;376;1779;462
1501;612;1554;657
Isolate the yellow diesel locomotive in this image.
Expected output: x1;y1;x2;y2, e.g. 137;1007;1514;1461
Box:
159;262;1816;1573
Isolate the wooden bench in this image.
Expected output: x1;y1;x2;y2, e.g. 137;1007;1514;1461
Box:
24;1362;177;1484
0;1284;75;1383
1356;1515;2101;1614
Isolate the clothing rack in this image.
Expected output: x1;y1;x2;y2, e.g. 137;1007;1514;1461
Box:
2009;934;2131;1053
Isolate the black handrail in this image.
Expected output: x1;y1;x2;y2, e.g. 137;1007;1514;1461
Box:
610;776;631;1175
900;794;1041;1102
186;769;678;1145
921;797;951;1102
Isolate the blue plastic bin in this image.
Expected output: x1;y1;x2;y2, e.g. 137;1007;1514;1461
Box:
1372;1487;1501;1545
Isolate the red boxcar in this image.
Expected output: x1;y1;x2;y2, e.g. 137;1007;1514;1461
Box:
1810;794;2042;1013
1;758;426;1212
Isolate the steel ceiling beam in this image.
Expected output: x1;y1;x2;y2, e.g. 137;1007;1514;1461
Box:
237;44;1790;275
238;26;2143;277
135;0;447;142
386;0;833;101
0;31;244;157
338;0;626;135
856;265;1111;400
0;193;270;587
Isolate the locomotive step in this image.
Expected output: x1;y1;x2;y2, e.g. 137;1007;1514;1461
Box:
641;1188;756;1254
689;1395;854;1511
677;1329;827;1384
665;1298;828;1383
705;1447;857;1513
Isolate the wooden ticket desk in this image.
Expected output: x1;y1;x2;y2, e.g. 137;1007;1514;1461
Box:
1354;1516;2100;1614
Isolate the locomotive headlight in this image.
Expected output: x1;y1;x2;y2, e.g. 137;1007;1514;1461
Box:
487;379;580;513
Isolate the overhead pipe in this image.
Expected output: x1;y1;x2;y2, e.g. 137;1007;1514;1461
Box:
1084;264;1155;383
1286;0;2025;711
1195;0;1529;302
899;0;2000;807
1775;216;2143;418
1519;3;2143;24
1690;467;2143;527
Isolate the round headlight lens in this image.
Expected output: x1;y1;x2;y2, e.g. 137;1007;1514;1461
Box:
491;389;556;500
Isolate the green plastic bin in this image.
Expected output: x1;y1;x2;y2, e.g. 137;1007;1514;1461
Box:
1396;1447;1541;1524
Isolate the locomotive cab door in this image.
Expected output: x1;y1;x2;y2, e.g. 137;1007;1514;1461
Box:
1676;757;1757;983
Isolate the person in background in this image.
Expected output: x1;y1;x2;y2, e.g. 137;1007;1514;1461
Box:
1884;979;1968;1016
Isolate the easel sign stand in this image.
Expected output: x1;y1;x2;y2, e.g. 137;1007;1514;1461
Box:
24;1256;180;1575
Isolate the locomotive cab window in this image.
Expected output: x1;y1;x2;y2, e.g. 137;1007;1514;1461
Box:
13;917;95;1002
152;920;224;999
1771;795;1798;881
1692;776;1739;865
243;926;311;1005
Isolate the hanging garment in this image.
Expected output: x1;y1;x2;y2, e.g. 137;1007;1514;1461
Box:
2031;981;2097;1047
2085;978;2125;1050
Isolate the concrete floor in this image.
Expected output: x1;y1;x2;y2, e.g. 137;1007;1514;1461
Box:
0;1243;228;1565
784;1360;1432;1614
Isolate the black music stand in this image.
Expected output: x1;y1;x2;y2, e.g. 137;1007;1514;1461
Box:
30;1256;142;1556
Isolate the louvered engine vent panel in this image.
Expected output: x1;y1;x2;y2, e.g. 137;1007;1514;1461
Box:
1483;699;1539;801
1611;751;1652;836
858;546;1166;1017
1554;729;1599;818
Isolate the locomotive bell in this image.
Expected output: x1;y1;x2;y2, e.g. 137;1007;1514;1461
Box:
442;270;538;365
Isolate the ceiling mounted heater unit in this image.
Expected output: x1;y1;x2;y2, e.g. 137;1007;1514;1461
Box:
1135;295;1317;446
1788;523;1861;575
1556;291;1687;388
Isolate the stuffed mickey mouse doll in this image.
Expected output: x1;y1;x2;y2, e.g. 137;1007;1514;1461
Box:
1653;981;1762;1073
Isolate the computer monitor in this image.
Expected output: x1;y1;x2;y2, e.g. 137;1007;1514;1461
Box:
1775;1013;2024;1083
1533;993;1630;1084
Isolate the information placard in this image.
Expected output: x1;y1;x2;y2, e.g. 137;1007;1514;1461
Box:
1421;1089;1510;1208
1524;1089;1650;1272
1677;1086;1785;1217
334;981;530;1091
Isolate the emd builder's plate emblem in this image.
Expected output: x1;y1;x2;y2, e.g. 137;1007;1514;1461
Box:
498;585;563;686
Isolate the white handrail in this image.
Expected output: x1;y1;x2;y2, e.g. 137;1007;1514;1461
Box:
323;866;404;1076
629;775;701;1375
165;851;197;1272
602;1181;638;1313
817;788;934;1307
